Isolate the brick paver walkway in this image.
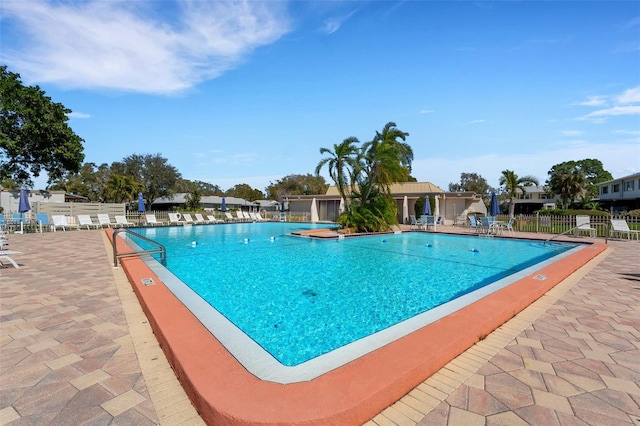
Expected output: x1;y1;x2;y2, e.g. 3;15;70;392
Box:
1;229;638;425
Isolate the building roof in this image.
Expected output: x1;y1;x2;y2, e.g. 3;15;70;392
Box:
325;182;444;196
598;172;640;186
152;193;256;206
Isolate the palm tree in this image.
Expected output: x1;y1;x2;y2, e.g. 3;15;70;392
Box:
358;122;412;203
315;137;359;211
104;174;142;203
547;166;586;209
499;170;539;218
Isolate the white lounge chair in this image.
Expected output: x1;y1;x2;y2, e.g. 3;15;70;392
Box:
207;214;224;224
236;211;245;222
225;212;236;222
78;215;100;230
0;250;20;268
610;219;640;240
182;213;195;224
145;214;165;226
193;214;206;224
575;215;596;238
52;215;79;232
97;214;117;228
255;212;266;221
114;215;133;227
242;211;252;221
168;212;183;225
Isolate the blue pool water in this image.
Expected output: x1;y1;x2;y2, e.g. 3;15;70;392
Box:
132;223;578;369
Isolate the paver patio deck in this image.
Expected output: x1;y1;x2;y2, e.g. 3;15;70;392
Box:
0;227;638;425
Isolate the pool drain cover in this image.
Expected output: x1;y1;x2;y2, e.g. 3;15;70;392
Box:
533;274;548;281
141;278;155;286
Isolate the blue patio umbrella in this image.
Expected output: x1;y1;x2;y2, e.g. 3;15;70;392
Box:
137;192;145;212
490;192;499;217
18;188;30;233
221;197;227;212
423;195;432;215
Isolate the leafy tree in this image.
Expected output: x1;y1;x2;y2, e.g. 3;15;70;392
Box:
225;183;264;201
266;174;328;200
315;137;359;210
49;162;112;201
111;153;180;208
546;159;612;202
546;162;587;209
173;178;223;196
498;169;539;218
184;188;202;210
0;65;85;187
448;172;493;195
104;173;142;203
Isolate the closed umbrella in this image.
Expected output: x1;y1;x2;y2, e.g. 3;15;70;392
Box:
310;198;319;223
490;192;499;217
18;188;30;233
423;195;432;216
402;195;409;224
221;197;227;212
137;192;145;225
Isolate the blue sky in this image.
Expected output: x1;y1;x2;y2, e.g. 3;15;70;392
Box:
2;1;639;194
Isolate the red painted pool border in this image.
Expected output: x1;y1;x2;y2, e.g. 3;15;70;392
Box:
107;229;606;425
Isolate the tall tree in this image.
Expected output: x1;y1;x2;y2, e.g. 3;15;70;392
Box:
266;174;328;201
225;183;264;201
547;159;611;201
184;188;202;210
103;174;142;203
315;137;358;211
448;172;493;196
112;153;180;208
0;66;84;187
499;169;539;218
546;163;586;209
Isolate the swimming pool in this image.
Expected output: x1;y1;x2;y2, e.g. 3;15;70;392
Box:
129;223;580;383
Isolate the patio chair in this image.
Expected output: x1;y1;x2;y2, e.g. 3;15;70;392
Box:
468;216;480;233
145;214;166;226
168;212;183;225
0;250;21;268
182;213;195;224
0;214;6;231
36;213;52;233
77;215;100;230
194;213;207;224
236;211;245;222
575;215;596;238
423;215;436;231
97;214;117;228
504;218;515;236
225;212;236;222
207;214;224;224
52;215;79;232
409;215;419;230
255;212;266;221
114;215;133;227
610;219;640;240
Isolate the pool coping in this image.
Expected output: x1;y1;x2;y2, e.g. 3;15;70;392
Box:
107;229;607;425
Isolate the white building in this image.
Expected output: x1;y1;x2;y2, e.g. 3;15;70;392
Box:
597;172;640;212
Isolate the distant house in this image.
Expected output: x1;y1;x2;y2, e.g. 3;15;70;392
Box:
512;186;559;214
597;172;640;212
151;193;259;211
0;188;66;215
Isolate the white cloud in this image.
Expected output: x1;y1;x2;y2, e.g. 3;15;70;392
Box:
571;95;607;107
560;130;583;137
419;109;435;115
616;86;640;104
466;119;486;124
321;10;357;35
577;105;640;121
1;0;290;95
67;111;90;119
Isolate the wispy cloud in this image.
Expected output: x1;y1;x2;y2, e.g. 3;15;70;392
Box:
561;130;583;137
419;109;435;115
466;119;486;125
574;86;640;122
1;0;290;95
321;10;357;35
571;95;607;107
67;111;90;119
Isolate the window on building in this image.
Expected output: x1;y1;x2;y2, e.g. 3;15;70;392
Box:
601;186;609;195
613;183;620;193
626;180;635;191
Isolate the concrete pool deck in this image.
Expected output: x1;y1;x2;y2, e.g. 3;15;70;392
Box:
0;226;638;425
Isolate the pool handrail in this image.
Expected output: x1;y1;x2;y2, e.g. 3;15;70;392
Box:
112;228;167;267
